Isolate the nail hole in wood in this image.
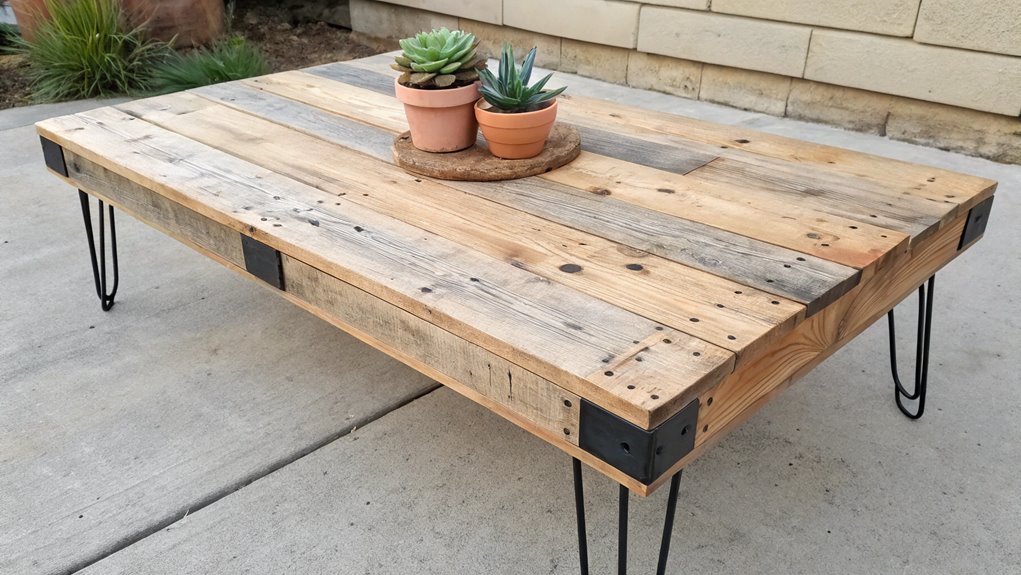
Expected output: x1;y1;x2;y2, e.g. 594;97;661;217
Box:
690;317;700;322
636;356;644;362
796;257;806;261
563;399;572;407
626;263;644;271
663;338;672;344
771;300;780;305
706;397;713;406
734;290;743;294
620;442;631;454
735;138;750;144
627;384;636;390
728;335;736;340
564;428;571;435
766;279;775;283
784;264;792;268
703;425;709;433
680;426;689;436
716;303;725;308
559;263;582;273
655;326;664;331
420;287;432;293
692;351;701;357
651;394;659;400
604;371;614;376
881;235;888;238
849;225;858;229
821;243;830;247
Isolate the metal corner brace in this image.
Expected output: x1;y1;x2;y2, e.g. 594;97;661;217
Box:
578;398;699;485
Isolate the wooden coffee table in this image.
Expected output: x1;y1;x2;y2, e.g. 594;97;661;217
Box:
37;61;995;574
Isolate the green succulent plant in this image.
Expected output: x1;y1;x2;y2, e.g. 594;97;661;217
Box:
392;28;486;89
478;44;566;113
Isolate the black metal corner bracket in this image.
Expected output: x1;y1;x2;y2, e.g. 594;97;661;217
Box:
959;196;994;251
887;275;935;419
40;136;69;177
578;399;698;485
78;190;119;312
241;235;284;290
573;458;683;575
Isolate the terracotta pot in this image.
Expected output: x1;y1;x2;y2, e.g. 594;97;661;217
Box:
9;0;48;42
10;0;223;47
394;79;480;153
475;99;558;160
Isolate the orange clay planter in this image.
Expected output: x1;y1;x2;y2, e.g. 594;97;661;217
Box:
475;99;558;160
394;79;480;153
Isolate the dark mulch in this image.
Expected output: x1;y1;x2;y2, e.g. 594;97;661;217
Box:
0;1;390;111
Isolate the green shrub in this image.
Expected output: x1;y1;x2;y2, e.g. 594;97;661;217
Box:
11;0;168;101
149;36;268;94
0;23;18;50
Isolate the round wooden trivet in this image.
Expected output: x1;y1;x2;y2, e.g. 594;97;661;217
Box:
392;124;581;181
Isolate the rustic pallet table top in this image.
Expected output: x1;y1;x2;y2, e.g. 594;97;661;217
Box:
36;61;996;495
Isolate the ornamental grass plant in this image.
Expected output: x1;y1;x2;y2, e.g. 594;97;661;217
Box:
149;35;268;95
11;0;169;101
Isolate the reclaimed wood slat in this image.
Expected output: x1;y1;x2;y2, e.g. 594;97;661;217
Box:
38;107;736;429
229;72;862;313
554;93;998;217
646;208;975;493
222;75;908;273
540;151;910;270
118;92;802;365
309;62;994;248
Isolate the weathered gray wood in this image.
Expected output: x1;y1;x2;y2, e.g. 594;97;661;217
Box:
308;63;720;177
691;157;945;241
193;82;396;161
305;61;395;95
449;176;860;314
574;124;717;175
171;83;858;312
40;106;735;427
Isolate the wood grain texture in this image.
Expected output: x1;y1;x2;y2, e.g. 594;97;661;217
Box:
645;209;975;493
392;125;581;181
555;93;998;220
119;92;805;365
37;106;735;429
219;72;864;313
540;151;910;270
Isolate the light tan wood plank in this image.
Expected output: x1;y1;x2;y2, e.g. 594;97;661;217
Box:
540;151;910;270
556;93;997;217
118;92;803;366
222;73;863;313
37;106;735;429
645;208;975;494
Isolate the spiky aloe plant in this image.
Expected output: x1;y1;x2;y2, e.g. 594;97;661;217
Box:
478;44;566;113
392;28;486;89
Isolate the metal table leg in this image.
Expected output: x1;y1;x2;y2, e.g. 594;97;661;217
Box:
572;458;683;575
887;275;935;419
78;190;119;311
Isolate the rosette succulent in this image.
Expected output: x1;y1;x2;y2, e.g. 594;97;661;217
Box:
392;28;486;89
478;44;566;113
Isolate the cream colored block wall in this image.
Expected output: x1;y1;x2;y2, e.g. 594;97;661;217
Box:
504;0;641;49
805;30;1021;116
350;0;1021;162
914;0;1021;57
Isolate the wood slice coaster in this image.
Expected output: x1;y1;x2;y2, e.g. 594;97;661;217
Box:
392;124;581;181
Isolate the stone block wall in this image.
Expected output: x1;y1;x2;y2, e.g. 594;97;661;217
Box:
350;0;1021;163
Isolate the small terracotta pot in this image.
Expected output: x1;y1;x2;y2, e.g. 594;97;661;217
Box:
475;99;558;160
394;79;480;153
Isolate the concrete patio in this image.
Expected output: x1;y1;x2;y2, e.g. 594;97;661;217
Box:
1;54;1018;575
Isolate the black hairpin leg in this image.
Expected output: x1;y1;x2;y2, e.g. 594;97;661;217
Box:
79;190;119;311
887;275;935;419
573;458;683;575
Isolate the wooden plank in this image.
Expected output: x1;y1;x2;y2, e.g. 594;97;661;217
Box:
118;92;804;365
572;124;716;175
540;151;910;270
644;208;975;494
205;80;906;275
305;63;995;243
555;93;998;218
226;72;863;313
37;106;736;429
